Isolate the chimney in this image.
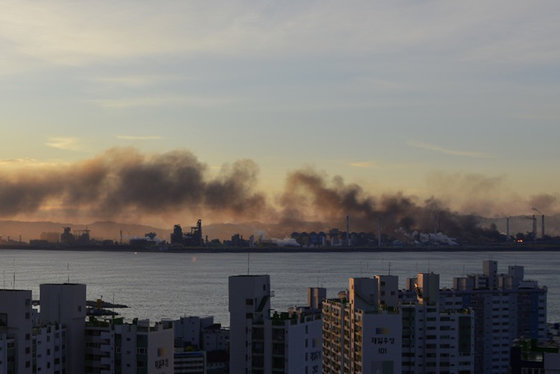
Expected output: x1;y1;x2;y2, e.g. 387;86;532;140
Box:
377;217;382;248
532;215;537;240
346;215;350;247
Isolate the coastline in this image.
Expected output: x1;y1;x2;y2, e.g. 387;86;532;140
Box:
1;244;560;253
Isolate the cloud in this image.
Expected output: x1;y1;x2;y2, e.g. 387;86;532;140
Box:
116;135;163;141
349;161;377;168
90;75;185;88
45;137;83;151
91;95;238;108
407;140;491;159
0;158;36;165
1;1;559;70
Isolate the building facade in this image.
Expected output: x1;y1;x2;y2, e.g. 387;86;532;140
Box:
401;273;474;374
229;275;323;374
446;261;547;374
322;276;402;374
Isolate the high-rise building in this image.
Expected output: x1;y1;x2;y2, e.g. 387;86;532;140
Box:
401;273;474;373
173;316;229;374
228;275;323;374
40;283;86;374
322;276;402;374
32;324;66;374
444;261;547;374
85;318;174;374
0;289;33;374
229;275;271;373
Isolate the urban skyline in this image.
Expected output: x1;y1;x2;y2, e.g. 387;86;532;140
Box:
0;260;555;373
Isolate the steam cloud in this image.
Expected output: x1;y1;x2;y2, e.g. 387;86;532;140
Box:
0;148;555;240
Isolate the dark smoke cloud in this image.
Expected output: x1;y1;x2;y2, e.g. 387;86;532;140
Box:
530;193;559;212
278;169;504;241
0;148;557;241
0;148;267;221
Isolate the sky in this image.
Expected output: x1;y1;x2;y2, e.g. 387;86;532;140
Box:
0;0;559;225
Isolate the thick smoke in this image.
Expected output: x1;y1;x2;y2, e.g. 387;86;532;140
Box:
0;148;556;241
278;169;504;241
0;148;267;220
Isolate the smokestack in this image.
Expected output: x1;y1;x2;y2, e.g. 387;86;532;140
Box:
532;215;537;240
542;215;545;239
346;215;350;247
506;217;510;241
377;217;382;248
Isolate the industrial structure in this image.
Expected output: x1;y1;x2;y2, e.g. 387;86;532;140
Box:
170;219;203;247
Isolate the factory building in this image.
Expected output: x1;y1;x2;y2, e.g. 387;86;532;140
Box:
170;220;203;247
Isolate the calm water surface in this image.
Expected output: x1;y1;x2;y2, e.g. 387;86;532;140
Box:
0;250;558;327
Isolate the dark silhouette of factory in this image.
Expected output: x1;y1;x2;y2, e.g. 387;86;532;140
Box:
60;226;91;245
170;219;204;247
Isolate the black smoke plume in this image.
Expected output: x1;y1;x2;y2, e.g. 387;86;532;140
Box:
0;148;266;220
0;148;549;241
278;169;501;242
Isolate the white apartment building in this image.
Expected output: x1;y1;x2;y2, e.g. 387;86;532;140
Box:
0;334;12;374
0;289;33;374
85;318;174;374
33;323;66;374
174;351;206;374
445;261;547;374
228;275;324;374
322;276;402;374
174;317;214;350
40;283;86;374
401;273;474;374
173;316;228;374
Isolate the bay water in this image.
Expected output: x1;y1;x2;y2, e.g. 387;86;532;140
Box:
0;250;558;327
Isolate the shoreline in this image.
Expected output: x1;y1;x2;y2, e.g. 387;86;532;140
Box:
1;244;560;253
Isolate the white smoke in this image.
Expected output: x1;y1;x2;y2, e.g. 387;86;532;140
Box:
271;237;301;247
